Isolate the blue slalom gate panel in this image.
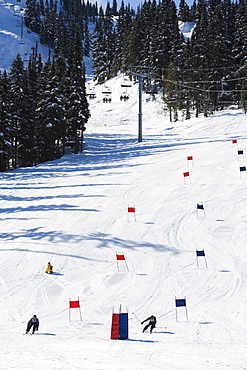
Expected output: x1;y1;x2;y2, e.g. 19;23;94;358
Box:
197;204;204;210
196;250;205;257
119;313;128;339
175;298;186;307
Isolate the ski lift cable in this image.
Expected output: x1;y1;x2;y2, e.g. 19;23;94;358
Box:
183;76;247;84
161;78;247;93
151;70;247;85
154;65;239;73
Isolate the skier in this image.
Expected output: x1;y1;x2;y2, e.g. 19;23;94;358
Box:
45;262;53;273
26;315;39;334
141;315;157;333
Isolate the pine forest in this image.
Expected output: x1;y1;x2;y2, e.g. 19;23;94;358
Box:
1;0;247;171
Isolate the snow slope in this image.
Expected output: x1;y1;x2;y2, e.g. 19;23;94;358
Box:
1;1;247;369
1;72;247;369
0;0;50;72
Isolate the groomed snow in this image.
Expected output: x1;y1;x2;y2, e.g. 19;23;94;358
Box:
1;73;247;369
1;1;247;369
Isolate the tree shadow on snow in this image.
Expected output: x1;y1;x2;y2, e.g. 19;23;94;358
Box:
219;270;231;273
1;133;222;186
126;339;158;343
89;322;103;326
0;246;105;262
0;230;180;254
198;322;214;325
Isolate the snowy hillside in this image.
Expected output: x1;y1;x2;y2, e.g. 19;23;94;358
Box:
1;1;247;369
0;0;194;74
0;0;51;72
1;71;247;369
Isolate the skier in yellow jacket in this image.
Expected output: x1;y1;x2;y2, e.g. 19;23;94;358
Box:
45;262;53;273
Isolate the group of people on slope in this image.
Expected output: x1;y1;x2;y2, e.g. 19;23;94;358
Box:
25;314;157;335
26;262;157;335
25;263;52;334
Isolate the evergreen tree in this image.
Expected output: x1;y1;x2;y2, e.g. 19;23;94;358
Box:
19;59;39;167
0;71;11;171
40;0;57;48
207;0;233;73
189;0;209;81
92;19;108;83
9;54;27;168
66;24;90;153
149;0;177;79
83;19;91;57
233;0;247;70
206;0;235;107
112;0;118;15
164;20;187;118
25;0;41;33
112;1;133;73
52;53;68;153
122;12;143;68
190;0;197;21
54;12;67;57
233;0;247;105
139;0;156;67
39;0;45;15
178;0;190;22
103;3;116;78
36;58;57;162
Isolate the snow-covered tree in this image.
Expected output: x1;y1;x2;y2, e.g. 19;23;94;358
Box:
0;71;12;171
66;24;90;153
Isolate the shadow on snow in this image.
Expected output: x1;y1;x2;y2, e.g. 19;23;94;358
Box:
0;230;179;254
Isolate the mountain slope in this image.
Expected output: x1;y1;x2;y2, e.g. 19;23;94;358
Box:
1;71;247;369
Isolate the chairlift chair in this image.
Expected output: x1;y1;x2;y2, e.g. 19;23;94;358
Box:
102;86;112;94
121;78;132;88
145;85;158;94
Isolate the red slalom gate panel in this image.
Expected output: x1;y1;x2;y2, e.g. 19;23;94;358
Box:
232;139;237;144
69;300;80;308
69;298;82;321
127;206;136;221
111;313;120;339
116;253;129;271
183;171;190;177
116;254;125;260
187;156;193;161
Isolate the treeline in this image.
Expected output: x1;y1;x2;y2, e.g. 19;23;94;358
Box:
0;0;94;172
24;0;247;105
0;25;89;172
24;0;97;57
91;0;247;112
2;0;247;171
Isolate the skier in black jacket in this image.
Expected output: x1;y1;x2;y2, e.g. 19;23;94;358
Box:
26;315;39;334
141;315;157;333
